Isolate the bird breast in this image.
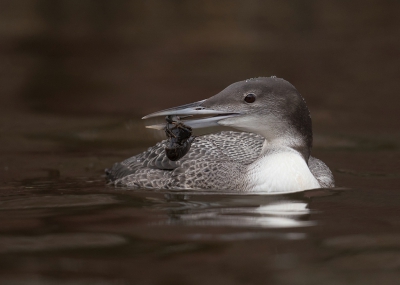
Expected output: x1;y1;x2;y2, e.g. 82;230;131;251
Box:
245;148;321;193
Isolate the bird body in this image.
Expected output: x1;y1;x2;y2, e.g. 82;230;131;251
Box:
106;77;334;193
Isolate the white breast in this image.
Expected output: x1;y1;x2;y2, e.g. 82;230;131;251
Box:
246;149;321;193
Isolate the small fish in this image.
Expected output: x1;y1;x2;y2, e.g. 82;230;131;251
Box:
164;115;196;161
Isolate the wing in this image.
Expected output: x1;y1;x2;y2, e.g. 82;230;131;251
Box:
308;156;335;188
106;131;265;182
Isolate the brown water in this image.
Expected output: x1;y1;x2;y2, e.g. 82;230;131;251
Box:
1;1;400;284
0;112;399;285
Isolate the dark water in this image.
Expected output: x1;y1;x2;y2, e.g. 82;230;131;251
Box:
1;1;400;284
1;114;399;285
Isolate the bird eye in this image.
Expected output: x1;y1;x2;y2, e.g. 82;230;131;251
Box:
244;93;256;103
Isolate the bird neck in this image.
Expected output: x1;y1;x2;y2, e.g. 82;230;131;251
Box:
260;133;311;162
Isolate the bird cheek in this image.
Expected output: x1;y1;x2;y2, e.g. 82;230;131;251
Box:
218;116;253;129
218;117;239;127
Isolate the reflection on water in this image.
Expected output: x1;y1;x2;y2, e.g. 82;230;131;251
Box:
0;178;335;247
188;232;307;242
1;174;400;285
158;194;315;229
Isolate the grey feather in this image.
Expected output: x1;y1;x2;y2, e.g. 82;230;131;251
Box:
106;131;333;190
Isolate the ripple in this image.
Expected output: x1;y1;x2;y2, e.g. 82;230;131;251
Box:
323;234;400;249
328;251;400;270
0;194;119;209
0;233;127;253
0;277;127;285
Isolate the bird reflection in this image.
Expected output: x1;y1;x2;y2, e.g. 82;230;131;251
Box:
150;189;334;229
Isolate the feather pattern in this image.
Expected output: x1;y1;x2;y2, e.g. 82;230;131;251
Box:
106;131;334;190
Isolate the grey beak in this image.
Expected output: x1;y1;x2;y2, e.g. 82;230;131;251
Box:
142;99;239;130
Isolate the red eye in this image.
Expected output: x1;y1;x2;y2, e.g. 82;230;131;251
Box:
244;94;256;103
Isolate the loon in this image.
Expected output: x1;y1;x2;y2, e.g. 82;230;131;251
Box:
106;77;334;193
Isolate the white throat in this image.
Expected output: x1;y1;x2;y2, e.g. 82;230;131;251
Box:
245;146;320;193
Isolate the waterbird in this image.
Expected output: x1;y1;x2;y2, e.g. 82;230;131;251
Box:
106;77;334;193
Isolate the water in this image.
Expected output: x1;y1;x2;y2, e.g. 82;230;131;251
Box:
1;113;399;285
1;2;400;282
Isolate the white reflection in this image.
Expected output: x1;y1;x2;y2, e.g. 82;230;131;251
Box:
188;232;307;241
160;195;315;229
173;215;314;228
254;202;310;216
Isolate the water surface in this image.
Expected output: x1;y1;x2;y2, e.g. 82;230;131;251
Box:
1;114;399;285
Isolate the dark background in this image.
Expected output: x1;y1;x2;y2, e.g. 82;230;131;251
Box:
0;0;399;184
1;0;399;130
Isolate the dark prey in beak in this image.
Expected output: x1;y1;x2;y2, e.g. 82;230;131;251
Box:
164;115;196;161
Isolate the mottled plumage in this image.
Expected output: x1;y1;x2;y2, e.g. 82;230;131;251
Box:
106;131;333;190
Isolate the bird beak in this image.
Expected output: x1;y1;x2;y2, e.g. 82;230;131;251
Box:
142;99;239;130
